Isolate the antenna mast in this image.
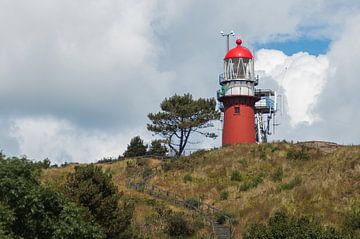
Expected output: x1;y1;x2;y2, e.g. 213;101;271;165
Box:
220;30;235;52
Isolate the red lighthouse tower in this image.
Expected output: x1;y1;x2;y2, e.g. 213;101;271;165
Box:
217;39;259;145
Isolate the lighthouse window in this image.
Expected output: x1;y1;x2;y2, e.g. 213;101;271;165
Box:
234;106;240;114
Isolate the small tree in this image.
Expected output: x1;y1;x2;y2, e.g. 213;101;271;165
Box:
147;93;220;156
148;139;168;156
123;136;147;158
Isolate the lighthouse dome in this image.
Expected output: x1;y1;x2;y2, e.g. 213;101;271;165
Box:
224;39;253;59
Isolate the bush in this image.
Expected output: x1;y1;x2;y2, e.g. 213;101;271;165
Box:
286;145;310;160
243;211;344;239
215;211;233;225
239;173;265;192
271;167;284;182
343;201;360;234
278;176;302;191
123;136;147;158
231;170;242;182
148;139;168;156
142;167;153;178
0;157;104;239
220;191;229;200
165;212;194;237
65;164;133;239
183;174;193;183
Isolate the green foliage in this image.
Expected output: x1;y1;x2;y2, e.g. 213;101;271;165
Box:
243;211;344;239
239;173;265;192
220;191;229;200
271;167;284;182
215;211;233;225
183;174;193;183
147;93;221;156
231;170;242;182
165;212;194;237
65;164;134;239
286;145;310;160
278;176;302;191
123;136;147;158
343;201;360;236
142;167;153;178
0;157;104;239
148;139;168;156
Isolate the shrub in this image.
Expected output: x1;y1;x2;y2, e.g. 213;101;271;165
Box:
271;167;284;182
243;211;344;239
148;139;168;156
165;212;194;237
183;174;193;183
343;201;360;234
215;211;233;225
142;167;153;178
65;165;133;239
278;176;302;191
286;145;310;160
239;173;265;192
0;157;104;239
220;191;229;200
231;170;242;182
123;136;147;158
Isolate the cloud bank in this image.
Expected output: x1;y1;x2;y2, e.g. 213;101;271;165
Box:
0;0;360;163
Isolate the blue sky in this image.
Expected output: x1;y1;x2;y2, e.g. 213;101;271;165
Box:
256;38;331;55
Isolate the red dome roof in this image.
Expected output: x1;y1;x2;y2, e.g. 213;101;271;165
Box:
224;39;253;59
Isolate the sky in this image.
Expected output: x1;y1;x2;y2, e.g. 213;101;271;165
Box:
0;0;360;164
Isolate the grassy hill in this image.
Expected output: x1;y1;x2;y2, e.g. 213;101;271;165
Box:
42;141;360;238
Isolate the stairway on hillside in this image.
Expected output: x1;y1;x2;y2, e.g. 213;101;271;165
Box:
212;221;232;239
126;168;233;239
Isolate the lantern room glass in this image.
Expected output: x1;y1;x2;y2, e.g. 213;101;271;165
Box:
224;58;254;81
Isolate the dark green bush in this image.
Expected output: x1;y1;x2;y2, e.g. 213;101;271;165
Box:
239;173;265;192
271;167;284;182
165;212;194;237
286;145;310;160
183;174;193;183
343;202;360;235
215;211;233;225
142;167;153;178
0;157;104;239
220;191;229;200
231;170;242;181
123;136;147;158
65;164;133;239
148;139;168;156
243;211;344;239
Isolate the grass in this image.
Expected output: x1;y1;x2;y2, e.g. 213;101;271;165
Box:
41;142;360;238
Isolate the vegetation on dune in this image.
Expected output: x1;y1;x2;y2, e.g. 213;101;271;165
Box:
64;164;134;239
0;155;104;239
30;142;360;238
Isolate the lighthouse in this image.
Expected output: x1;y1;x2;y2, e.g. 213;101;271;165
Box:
217;37;279;145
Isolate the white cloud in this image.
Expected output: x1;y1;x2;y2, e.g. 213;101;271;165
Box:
9;116;152;164
255;50;329;126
